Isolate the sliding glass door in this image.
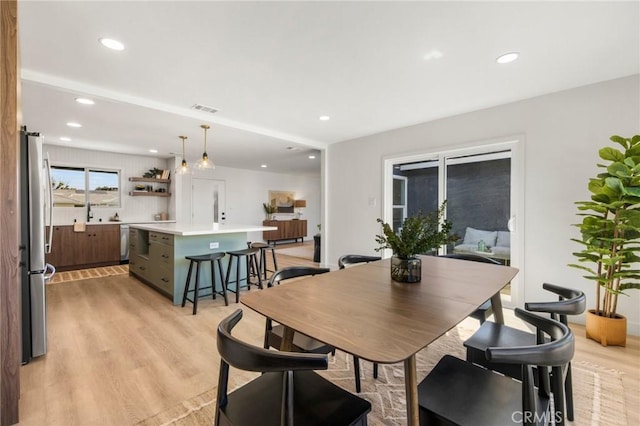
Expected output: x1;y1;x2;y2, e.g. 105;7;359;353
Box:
386;140;521;306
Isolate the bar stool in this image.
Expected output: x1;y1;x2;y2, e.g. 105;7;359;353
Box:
181;252;228;315
247;241;278;280
225;247;263;303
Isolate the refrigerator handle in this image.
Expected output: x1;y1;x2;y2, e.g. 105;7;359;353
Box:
44;263;56;282
44;154;53;254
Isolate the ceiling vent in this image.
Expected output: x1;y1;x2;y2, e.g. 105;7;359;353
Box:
191;104;219;114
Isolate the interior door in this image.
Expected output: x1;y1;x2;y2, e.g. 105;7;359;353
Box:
191;178;226;225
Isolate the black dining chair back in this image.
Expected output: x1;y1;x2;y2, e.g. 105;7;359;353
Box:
267;266;330;287
215;309;371;426
338;255;382;269
419;308;575;426
464;283;586;424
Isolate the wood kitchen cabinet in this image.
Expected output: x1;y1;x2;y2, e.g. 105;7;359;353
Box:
262;220;307;243
45;224;121;271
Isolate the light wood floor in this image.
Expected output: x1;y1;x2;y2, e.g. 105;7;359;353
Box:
19;248;640;425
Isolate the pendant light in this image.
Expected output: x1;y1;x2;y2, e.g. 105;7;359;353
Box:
175;135;191;175
196;124;215;169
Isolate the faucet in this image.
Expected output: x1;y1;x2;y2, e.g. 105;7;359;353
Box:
87;203;93;222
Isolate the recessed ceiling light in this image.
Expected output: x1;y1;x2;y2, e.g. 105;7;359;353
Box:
308;155;316;159
496;52;519;64
319;115;330;121
59;137;71;142
260;164;267;168
149;149;158;153
75;97;95;105
423;50;443;61
66;122;82;128
99;37;125;51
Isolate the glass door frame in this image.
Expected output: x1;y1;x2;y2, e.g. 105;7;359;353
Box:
382;136;525;308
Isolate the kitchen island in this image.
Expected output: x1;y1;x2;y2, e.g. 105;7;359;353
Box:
128;223;276;304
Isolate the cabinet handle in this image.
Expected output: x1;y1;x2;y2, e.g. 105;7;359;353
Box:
161;254;169;258
140;266;146;270
161;278;169;283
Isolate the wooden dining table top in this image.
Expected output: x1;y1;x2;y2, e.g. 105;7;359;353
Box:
241;255;519;364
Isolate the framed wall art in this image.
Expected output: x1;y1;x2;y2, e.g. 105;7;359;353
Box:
268;190;295;213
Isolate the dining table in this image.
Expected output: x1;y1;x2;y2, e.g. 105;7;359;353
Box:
240;255;519;425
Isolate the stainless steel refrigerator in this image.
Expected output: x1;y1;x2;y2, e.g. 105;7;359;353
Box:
20;126;55;364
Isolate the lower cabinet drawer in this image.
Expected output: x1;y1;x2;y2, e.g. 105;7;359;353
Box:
132;255;150;280
152;265;174;294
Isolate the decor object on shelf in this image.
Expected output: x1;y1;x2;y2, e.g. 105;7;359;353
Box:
175;135;190;175
262;202;277;220
375;201;458;283
569;134;640;347
294;199;306;219
128;177;171;197
268;190;295;213
196;124;215;170
143;167;164;179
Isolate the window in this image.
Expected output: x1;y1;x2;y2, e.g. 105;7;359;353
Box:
51;166;120;207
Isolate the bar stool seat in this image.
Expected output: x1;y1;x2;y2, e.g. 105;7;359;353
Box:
225;248;263;303
181;252;227;315
247;241;278;280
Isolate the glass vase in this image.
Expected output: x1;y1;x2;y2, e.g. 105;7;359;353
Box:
390;256;421;283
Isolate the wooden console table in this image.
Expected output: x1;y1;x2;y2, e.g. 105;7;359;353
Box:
262;219;307;244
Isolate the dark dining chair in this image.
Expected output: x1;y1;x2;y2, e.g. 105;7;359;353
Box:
337;255;382;270
463;283;586;424
263;266;333;354
337;254;382;390
215;309;372;426
263;266;367;393
440;253;501;324
418;308;575;426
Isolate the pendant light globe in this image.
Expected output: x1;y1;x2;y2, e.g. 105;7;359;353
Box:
196;124;215;170
175;135;191;175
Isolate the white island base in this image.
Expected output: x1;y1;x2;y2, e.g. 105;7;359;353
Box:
128;223;276;305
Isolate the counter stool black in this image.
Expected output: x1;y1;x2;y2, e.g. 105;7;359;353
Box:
181;252;228;315
225;247;263;303
247;241;278;280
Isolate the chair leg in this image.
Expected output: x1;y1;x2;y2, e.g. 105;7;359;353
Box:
565;363;574;421
181;260;194;308
551;365;565;426
271;247;278;272
210;260;216;300
235;256;240;303
192;261;201;315
373;362;378;379
252;254;263;289
217;259;229;306
353;355;361;393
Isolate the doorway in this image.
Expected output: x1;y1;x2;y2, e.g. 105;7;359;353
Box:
191;178;226;225
384;138;524;307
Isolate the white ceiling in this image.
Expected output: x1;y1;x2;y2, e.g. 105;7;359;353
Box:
18;1;639;175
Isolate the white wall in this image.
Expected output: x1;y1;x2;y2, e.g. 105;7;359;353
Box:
176;165;321;243
326;75;640;334
44;145;172;224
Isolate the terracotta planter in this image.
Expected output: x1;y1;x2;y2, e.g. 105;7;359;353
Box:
390;256;421;283
585;309;627;347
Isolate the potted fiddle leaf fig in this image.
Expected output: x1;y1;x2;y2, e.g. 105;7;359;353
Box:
376;201;458;283
569;134;640;347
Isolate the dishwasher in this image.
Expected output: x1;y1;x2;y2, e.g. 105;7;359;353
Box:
120;224;129;263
